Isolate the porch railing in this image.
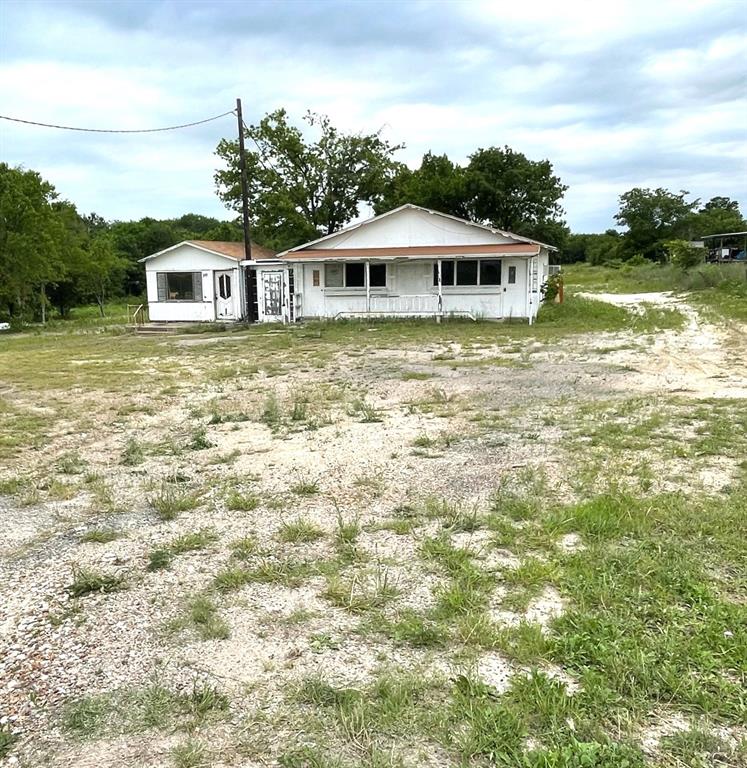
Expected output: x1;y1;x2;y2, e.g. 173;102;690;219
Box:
334;294;475;321
127;303;149;326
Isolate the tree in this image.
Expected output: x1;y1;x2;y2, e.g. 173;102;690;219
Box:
614;187;698;260
0;163;72;321
465;146;568;244
687;196;746;239
375;152;468;218
214;109;403;251
665;239;704;270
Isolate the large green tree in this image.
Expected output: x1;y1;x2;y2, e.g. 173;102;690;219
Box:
687;196;746;239
214;109;402;251
614;187;699;260
376;152;468;218
465;146;569;245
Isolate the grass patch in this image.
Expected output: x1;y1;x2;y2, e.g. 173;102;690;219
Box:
61;679;229;739
149;482;200;521
68;566;126;597
80;528;121;544
278;518;325;543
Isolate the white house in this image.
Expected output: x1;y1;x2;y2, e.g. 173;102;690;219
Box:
140;240;275;323
247;205;554;324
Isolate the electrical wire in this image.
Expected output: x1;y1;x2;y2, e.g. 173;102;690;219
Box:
0;109;236;134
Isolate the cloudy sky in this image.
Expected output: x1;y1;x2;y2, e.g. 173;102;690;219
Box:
1;0;745;233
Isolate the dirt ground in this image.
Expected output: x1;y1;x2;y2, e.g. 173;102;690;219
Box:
1;294;745;767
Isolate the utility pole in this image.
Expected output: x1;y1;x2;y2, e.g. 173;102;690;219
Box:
236;98;255;322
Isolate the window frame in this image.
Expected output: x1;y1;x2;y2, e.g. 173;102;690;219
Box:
324;262;388;289
433;259;503;288
157;271;202;302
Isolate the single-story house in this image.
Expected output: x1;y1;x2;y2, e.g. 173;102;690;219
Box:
247;204;554;324
140;240;275;323
140;205;554;324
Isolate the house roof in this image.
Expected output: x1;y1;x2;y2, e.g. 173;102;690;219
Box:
139;240;276;263
276;203;556;257
285;243;540;261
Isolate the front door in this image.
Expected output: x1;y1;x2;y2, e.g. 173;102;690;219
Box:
215;270;235;319
261;270;284;321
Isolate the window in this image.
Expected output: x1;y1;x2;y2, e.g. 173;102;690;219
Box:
218;274;231;299
479;260;502;285
324;262;386;288
324;263;343;287
345;263;365;287
433;260;501;287
157;272;202;301
369;263;387;287
456;260;478;286
508;266;517;284
433;261;455;286
312;269;320;287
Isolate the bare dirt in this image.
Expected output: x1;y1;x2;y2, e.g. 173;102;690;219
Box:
1;297;745;766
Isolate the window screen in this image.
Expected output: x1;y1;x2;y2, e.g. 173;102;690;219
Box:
479;260;501;285
369;264;387;287
456;260;478;286
325;263;343;287
433;261;455;286
345;263;365;287
159;272;200;301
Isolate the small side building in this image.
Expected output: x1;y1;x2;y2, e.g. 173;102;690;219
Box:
140;240;275;323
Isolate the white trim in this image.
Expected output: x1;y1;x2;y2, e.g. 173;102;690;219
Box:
139;241;240;264
275;204;556;257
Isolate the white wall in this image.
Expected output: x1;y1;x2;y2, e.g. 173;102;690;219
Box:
293;256;542;320
317;207;522;249
144;244;244;322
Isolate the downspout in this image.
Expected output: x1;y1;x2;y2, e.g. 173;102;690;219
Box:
526;258;532;325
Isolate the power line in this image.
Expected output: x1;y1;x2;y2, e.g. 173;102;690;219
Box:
0;109;236;134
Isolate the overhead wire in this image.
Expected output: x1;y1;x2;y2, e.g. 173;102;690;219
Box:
0;109;236;134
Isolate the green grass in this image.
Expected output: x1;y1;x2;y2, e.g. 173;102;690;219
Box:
147;528;217;571
278;518;325;543
80;528;121;544
68;566;126;597
61;679;229;740
148;482;200;521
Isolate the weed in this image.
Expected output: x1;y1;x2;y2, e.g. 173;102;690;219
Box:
148;548;173;571
188;427;213;451
226;490;259;511
261;393;281;428
57;451;87;475
0;726;17;759
350;398;382;423
171;739;207;768
149;482;199;521
279;518;325;543
323;564;398;613
188;595;230;640
290;478;319;496
68;566;125;597
121;437;144;466
231;535;258;559
80;528;120;544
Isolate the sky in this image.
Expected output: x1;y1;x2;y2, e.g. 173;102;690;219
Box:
1;0;745;233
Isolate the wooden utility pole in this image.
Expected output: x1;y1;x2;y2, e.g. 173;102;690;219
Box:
236;98;255;322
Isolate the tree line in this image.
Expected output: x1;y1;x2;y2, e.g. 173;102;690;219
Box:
0;162;243;323
2;109;744;323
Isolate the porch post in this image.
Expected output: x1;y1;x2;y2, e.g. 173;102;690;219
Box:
437;259;443;321
365;260;371;314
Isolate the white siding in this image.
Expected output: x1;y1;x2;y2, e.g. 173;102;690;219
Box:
144;244;244;322
316;208;521;250
292;256;543;320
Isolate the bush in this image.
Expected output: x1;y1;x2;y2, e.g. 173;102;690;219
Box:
666;239;704;270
